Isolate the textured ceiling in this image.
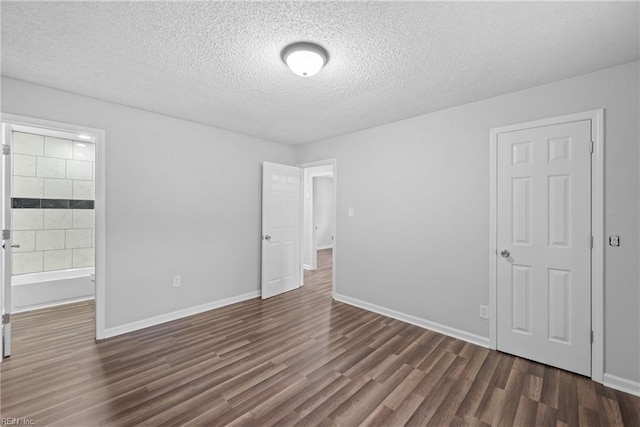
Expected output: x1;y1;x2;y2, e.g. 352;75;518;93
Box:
1;1;638;145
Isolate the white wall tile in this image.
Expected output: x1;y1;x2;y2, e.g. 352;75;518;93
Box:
72;180;95;200
44;137;73;159
73;248;94;268
44;250;72;271
13;154;37;177
66;160;92;180
44;209;72;229
36;230;65;251
72;210;95;229
13;252;43;274
12;230;36;253
65;229;92;249
13;176;44;198
44;178;72;199
72;142;95;161
37;157;67;179
13;132;44;156
12;209;43;230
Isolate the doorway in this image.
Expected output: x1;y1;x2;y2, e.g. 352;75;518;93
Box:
302;162;335;296
489;110;604;381
302;164;334;270
259;159;337;300
1;115;106;360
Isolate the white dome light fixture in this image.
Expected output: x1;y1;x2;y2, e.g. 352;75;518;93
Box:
281;42;329;77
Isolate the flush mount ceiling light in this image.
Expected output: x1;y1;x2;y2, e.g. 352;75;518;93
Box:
281;42;329;77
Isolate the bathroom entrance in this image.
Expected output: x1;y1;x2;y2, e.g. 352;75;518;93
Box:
0;115;105;359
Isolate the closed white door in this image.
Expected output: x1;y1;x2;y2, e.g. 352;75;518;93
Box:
261;162;302;299
496;120;591;376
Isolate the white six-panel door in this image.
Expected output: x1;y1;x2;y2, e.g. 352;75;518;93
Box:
261;162;302;299
496;120;591;376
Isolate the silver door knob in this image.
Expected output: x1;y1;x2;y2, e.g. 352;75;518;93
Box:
500;249;510;258
264;235;271;241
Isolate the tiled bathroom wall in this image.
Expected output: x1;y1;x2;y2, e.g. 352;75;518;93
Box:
11;131;95;274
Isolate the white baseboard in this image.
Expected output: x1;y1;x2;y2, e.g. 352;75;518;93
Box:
303;264;312;270
316;245;333;250
333;293;489;348
103;291;260;339
603;373;640;397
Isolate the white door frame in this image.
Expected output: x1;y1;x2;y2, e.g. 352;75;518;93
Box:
0;113;107;341
1;122;11;359
298;159;337;298
303;167;334;271
489;109;604;383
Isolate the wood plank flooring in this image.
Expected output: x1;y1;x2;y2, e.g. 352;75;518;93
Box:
1;248;639;426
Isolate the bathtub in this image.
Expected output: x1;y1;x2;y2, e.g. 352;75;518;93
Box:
11;267;95;313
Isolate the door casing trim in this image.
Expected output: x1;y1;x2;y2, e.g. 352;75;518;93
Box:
297;159;337;299
0;113;107;341
488;109;604;383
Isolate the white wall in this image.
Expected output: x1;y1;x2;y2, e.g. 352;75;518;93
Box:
297;61;640;384
1;77;296;330
314;177;334;249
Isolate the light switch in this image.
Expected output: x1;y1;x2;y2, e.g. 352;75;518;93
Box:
348;207;354;217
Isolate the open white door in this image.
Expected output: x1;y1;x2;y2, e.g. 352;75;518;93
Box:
1;124;13;359
261;162;302;299
496;120;592;376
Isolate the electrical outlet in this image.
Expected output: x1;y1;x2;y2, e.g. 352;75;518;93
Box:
479;305;489;319
609;235;620;247
173;275;181;287
348;207;354;217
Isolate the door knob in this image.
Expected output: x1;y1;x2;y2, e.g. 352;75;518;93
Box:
264;235;271;241
500;249;510;258
1;244;19;249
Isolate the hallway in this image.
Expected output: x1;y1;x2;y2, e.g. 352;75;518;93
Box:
303;248;333;297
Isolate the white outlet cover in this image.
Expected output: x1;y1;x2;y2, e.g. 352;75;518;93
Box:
479;305;489;319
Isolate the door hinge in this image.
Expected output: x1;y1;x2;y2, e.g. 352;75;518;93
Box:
1;229;9;240
2;314;9;325
589;141;594;154
2;144;9;155
590;235;594;249
591;330;594;343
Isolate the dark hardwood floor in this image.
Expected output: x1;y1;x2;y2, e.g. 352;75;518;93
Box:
1;248;639;426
